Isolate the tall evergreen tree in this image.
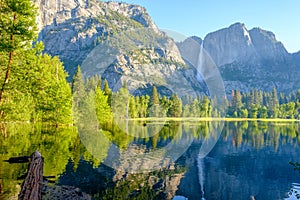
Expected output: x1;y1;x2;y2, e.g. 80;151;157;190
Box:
149;86;161;117
269;87;279;118
95;87;112;124
168;94;182;117
72;66;85;106
231;90;243;117
112;81;130;119
103;79;112;105
72;66;85;123
151;86;159;105
0;0;37;102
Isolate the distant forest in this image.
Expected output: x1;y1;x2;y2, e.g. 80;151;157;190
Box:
73;66;300;126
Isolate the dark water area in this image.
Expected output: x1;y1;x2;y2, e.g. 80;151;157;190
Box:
0;121;300;200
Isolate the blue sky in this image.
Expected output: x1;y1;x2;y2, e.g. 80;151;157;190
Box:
114;0;300;53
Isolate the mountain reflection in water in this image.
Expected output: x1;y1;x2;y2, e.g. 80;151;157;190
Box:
0;121;300;200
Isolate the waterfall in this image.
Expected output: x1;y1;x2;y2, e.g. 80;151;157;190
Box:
197;155;205;200
196;42;204;82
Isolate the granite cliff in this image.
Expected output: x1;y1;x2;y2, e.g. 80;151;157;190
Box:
34;0;207;96
34;1;300;94
179;23;300;93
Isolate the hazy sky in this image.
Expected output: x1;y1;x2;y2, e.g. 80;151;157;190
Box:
116;0;300;53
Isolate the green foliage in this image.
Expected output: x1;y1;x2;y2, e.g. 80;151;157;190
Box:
0;45;73;124
95;87;112;124
30;54;73;124
168;94;182;117
151;86;159;105
112;83;130;119
0;0;37;51
0;0;38;104
0;1;72;124
226;88;300;119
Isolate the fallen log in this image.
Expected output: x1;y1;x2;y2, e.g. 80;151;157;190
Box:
18;151;43;200
4;156;30;163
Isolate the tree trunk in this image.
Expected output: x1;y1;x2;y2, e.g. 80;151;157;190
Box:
0;179;3;195
18;151;43;200
0;12;16;103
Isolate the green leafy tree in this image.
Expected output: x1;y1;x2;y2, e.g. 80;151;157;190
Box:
268;87;279;118
240;108;248;118
128;96;138;118
0;0;37;102
85;75;101;92
183;104;190;117
151;86;159;105
112;82;130;119
190;99;199;117
249;104;259;118
72;66;85;123
160;96;171;117
95;87;112;124
138;95;149;118
168;94;182;117
149;86;161;117
259;106;268;118
32;55;72;124
200;96;211;117
103;79;112;106
231;90;243;117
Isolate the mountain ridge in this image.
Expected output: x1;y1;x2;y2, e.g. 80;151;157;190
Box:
33;0;300;94
179;22;300;93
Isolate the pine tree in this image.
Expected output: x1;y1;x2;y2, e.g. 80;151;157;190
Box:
0;0;37;103
129;96;138;118
72;66;85;106
103;79;112;105
200;96;211;117
183;104;190;117
95;87;112;124
151;86;159;105
231;90;243;117
190;99;199;117
149;86;160;117
33;55;72;124
269;87;279;118
168;94;182;117
112;81;130;119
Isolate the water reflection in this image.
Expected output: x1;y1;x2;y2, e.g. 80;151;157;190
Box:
0;121;299;199
79;120;223;173
286;183;300;200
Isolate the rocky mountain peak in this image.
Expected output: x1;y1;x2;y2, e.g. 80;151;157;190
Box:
203;22;255;66
34;0;158;32
104;1;158;31
249;27;289;63
177;22;299;94
34;0;164;80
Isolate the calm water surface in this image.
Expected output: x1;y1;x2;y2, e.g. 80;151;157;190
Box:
0;121;299;200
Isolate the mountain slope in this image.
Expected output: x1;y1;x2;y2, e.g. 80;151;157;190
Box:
34;0;207;96
34;0;158;78
34;0;300;94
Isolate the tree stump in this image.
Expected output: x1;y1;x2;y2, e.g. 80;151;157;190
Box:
18;151;43;200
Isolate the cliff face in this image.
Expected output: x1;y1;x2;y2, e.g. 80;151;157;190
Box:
179;23;300;93
35;0;300;94
203;23;256;67
34;0;207;95
34;0;159;77
203;23;291;67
